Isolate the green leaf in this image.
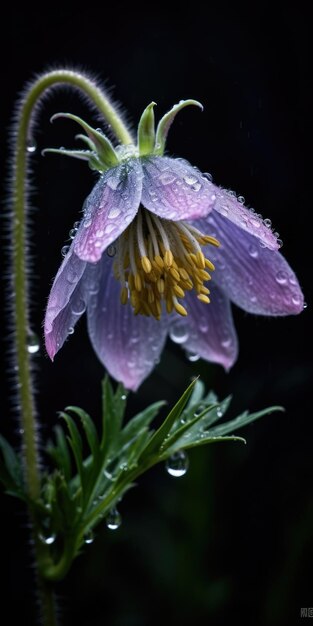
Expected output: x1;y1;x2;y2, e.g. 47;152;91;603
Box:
0;434;23;492
137;102;156;155
65;407;99;464
100;377;127;458
138;378;198;460
47;425;72;482
50;112;119;167
60;412;84;487
210;406;284;437
155;99;203;155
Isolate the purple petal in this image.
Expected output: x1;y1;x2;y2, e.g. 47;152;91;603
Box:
141;156;216;220
74;159;143;263
86;257;168;390
169;284;238;370
196;212;304;315
44;247;88;359
211;186;279;250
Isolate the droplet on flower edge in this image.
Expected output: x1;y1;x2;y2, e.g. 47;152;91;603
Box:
26;332;40;354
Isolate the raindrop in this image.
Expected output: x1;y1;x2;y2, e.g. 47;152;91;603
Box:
165;451;189;478
183;175;197;185
216;406;223;418
61;245;70;258
71;300;86;315
237;195;245;204
108;207;121;219
121;394;127;400
26;139;37;153
106;508;122;530
275;271;288;285
84;530;94;544
68;326;75;335
73;221;80;229
303;302;308;309
27;332;40;354
169;322;189;344
186;350;200;362
292;294;301;306
38;531;56;545
69;228;77;239
107;244;116;257
263;218;272;228
159;172;176;185
248;244;258;258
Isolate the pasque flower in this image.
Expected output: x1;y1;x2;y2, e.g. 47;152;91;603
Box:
44;102;304;390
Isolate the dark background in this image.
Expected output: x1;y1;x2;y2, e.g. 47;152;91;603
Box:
0;3;312;625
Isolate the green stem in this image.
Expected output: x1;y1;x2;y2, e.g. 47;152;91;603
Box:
11;68;134;625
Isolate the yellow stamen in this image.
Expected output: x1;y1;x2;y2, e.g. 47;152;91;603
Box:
114;208;219;320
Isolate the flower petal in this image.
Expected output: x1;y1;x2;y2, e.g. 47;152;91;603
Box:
86;257;168;390
74;158;143;262
44;248;88;358
141;156;216;220
169;284;238;370
211;185;279;250
197;212;304;315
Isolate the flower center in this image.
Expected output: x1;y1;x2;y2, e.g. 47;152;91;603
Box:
113;208;220;319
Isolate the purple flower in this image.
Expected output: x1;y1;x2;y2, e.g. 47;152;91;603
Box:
44;106;304;390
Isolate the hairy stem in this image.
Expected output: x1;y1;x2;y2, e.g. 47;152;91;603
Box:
10;68;133;625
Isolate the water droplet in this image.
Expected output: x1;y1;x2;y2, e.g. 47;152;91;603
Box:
275;271;288;285
38;532;56;545
221;337;232;348
159;172;176;185
68;326;75;335
108;207;121;219
186;350;200;362
106;507;122;530
73;221;80;229
203;172;213;182
121;394;127;400
165;451;189;478
303;302;308;309
277;238;283;248
69;228;77;239
169;322;189;344
26;139;37;153
263;218;272;228
84;530;94;544
71;299;86;315
217;406;223;418
27;332;40;354
107;244;116;257
292;294;301;305
183;175;198;185
237;195;245;204
248;244;259;258
220;205;229;216
61;245;70;258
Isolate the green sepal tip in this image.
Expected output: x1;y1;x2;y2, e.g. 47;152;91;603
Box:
155;99;203;155
137;102;156;156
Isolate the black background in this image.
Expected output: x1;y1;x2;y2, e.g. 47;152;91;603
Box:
0;3;312;625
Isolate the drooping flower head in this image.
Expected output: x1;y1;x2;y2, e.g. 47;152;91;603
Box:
44;101;304;389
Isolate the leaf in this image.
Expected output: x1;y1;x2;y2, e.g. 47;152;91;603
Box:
65;407;100;464
59;412;84;488
100;377;127;458
210;406;284;437
138;378;198;461
0;434;23;492
47;425;72;482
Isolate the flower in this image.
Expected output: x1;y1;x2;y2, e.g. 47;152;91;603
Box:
44;103;304;390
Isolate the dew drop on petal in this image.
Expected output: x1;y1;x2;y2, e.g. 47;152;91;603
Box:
107;244;116;257
169;321;189;344
263;218;272;228
292;294;301;306
27;331;40;354
183;175;198;185
275;270;288;285
61;245;70;258
185;350;200;362
108;207;121;219
71;299;86;316
159;172;177;185
165;451;189;478
248;244;259;258
69;228;77;239
68;326;75;335
106;508;122;530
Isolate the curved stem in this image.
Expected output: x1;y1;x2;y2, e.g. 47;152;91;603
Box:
10;68;134;625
